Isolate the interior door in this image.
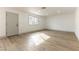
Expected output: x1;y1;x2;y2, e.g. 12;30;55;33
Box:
6;12;18;36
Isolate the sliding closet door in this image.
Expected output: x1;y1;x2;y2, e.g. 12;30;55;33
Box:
6;12;18;36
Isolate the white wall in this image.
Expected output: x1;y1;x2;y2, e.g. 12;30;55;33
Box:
75;8;79;40
19;13;45;34
46;13;75;32
0;8;45;37
0;8;6;37
0;7;76;37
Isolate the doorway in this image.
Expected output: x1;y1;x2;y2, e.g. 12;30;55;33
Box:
6;12;19;36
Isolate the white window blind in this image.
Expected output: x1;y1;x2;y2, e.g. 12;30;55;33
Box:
29;16;39;25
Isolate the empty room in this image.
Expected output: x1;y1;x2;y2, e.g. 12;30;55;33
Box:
0;7;79;51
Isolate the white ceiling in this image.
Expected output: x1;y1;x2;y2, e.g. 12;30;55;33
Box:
10;7;76;16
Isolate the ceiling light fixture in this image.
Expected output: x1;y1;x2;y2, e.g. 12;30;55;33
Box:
41;7;46;9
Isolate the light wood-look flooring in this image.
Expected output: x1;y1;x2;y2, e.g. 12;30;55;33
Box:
0;30;79;51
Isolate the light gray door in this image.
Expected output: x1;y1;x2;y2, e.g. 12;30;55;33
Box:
6;12;18;36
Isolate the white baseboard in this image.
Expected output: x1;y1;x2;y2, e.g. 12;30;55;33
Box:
46;28;74;33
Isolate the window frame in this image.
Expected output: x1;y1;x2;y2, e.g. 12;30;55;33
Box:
28;16;39;25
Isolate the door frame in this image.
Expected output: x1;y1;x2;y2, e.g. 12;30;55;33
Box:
6;11;19;36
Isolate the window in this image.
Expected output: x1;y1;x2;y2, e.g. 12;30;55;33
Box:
29;16;39;25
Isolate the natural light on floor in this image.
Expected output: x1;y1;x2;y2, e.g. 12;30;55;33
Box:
29;33;50;46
